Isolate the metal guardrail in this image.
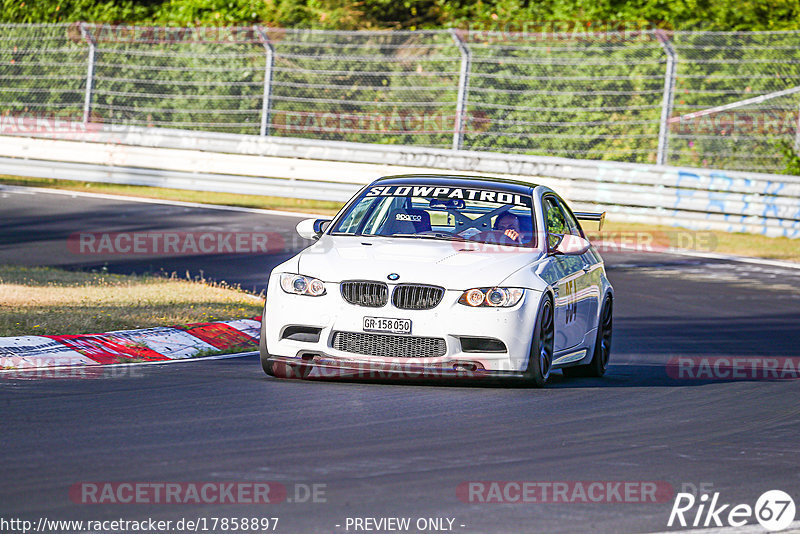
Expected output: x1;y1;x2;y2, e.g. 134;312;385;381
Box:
0;125;799;237
0;156;361;201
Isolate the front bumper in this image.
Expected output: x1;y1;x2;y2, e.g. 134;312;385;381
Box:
262;276;542;374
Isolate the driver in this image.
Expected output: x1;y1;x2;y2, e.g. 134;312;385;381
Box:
495;212;521;241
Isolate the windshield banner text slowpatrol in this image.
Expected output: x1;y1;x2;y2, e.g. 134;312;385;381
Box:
365;186;532;207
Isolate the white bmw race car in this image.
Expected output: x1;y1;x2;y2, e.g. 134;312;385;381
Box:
260;174;613;386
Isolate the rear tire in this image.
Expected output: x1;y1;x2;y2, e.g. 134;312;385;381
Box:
522;294;555;388
563;295;612;378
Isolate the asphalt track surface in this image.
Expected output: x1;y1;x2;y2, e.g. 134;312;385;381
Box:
1;186;799;534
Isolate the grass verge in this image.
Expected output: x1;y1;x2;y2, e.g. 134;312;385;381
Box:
0;265;263;337
596;221;800;263
1;175;797;262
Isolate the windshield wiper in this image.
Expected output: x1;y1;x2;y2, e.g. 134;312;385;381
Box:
391;233;467;242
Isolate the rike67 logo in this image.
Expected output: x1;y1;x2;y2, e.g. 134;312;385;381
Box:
668;490;796;531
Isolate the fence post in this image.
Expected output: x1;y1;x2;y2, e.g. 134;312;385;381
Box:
255;26;275;137
450;29;471;151
656;30;677;166
795;103;800;153
79;22;96;124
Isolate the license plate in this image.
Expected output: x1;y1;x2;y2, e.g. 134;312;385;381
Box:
363;317;412;335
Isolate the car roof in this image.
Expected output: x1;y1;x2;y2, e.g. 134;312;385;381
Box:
374;174;538;196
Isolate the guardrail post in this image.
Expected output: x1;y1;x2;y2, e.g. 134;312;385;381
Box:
255;26;275;137
656;30;677;166
450;29;471;151
79;22;96;124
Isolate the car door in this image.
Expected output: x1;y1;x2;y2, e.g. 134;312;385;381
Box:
542;195;587;352
557;198;601;339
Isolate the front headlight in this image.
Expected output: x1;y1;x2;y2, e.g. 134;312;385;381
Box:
458;287;524;308
280;273;326;296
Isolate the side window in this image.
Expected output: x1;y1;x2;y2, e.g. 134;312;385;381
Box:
362;197;402;235
336;199;373;235
544;197;568;234
557;199;584;238
543;196;568;249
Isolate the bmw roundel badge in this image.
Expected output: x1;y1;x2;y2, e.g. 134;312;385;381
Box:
387;273;400;281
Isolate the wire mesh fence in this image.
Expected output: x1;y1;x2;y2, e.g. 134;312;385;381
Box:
669;32;800;172
0;24;88;115
464;31;668;162
1;24;799;174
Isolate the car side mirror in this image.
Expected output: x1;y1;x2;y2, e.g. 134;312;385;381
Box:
296;218;332;240
550;234;591;256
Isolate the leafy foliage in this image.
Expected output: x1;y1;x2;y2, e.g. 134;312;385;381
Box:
778;140;800;176
2;0;800;31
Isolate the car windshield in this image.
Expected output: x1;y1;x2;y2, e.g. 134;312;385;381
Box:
331;184;536;248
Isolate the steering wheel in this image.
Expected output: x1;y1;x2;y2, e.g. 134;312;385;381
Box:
418;230;459;237
474;230;523;244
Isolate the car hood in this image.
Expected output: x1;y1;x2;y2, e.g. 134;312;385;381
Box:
296;235;544;289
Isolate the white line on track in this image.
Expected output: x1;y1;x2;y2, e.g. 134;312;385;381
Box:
0;184;322;219
617;245;800;272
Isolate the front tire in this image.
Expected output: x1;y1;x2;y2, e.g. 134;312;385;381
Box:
260;351;277;377
563;295;612;378
522;294;555;387
262;356;312;379
260;320;311;379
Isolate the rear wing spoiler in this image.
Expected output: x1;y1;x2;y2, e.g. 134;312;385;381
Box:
574;211;606;231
